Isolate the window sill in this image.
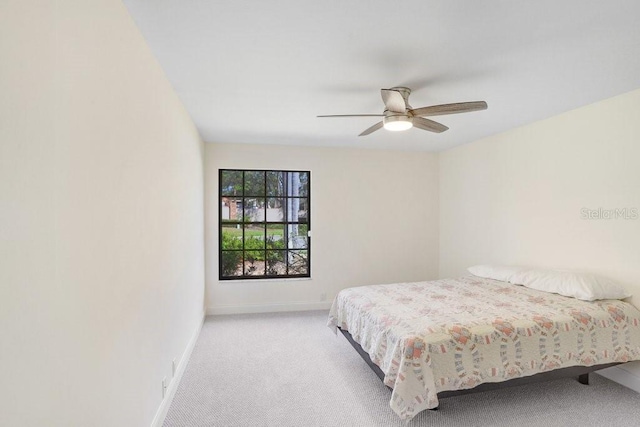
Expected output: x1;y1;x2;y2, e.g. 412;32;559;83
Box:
218;277;312;283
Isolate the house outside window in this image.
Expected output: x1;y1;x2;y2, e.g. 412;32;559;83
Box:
219;169;310;280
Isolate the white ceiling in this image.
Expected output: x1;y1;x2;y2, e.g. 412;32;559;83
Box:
123;0;640;151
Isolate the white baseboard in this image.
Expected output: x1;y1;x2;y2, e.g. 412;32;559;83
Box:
151;311;205;427
596;363;640;394
207;300;332;315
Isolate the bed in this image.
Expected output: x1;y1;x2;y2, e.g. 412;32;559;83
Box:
327;275;640;420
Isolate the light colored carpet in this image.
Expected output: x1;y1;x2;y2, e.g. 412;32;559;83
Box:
164;310;640;427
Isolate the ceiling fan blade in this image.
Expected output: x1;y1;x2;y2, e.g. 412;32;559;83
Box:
381;89;406;113
317;114;383;118
410;101;487;117
413;117;449;133
358;121;383;136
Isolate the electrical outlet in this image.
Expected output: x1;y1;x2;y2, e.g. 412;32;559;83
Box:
162;377;167;398
172;358;177;377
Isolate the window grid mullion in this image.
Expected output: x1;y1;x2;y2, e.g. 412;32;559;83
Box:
284;172;289;275
263;171;267;270
242;170;246;276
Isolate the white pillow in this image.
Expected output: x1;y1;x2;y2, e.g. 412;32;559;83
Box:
510;269;631;301
468;265;631;301
467;265;527;282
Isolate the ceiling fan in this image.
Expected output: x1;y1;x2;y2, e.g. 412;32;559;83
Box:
317;87;487;136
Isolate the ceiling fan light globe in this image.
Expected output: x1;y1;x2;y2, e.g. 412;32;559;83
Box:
383;116;413;131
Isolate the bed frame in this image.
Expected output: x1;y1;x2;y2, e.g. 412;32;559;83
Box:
338;327;619;408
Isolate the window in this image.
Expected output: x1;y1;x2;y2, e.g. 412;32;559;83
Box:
219;169;310;280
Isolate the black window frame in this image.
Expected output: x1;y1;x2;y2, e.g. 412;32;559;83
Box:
218;169;311;280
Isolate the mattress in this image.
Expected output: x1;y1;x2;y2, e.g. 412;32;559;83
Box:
327;276;640;420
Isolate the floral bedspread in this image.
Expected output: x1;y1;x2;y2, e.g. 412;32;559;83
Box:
327;276;640;420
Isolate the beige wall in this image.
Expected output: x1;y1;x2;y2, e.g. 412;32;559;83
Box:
439;89;640;373
205;143;439;313
0;1;204;426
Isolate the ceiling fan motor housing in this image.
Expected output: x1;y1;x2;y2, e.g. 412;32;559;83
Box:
389;86;412;106
382;86;413;131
